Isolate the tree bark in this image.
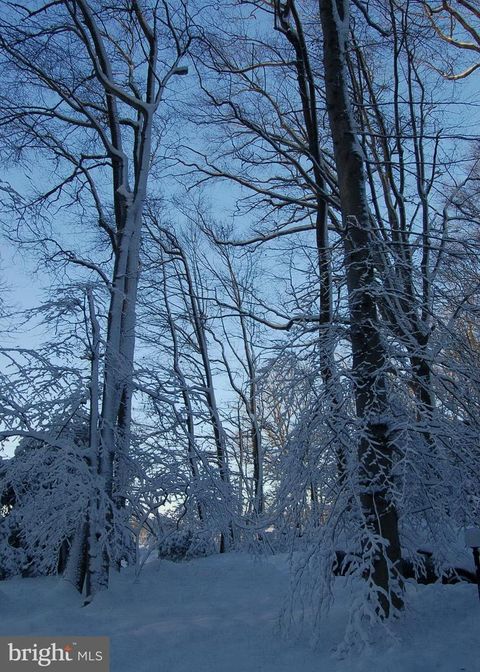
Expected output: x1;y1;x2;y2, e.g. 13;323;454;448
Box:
319;0;403;617
63;522;88;593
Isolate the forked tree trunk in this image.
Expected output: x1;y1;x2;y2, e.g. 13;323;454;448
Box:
0;0;190;600
319;0;403;617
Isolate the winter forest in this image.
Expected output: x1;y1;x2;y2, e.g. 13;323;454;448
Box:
1;1;480;669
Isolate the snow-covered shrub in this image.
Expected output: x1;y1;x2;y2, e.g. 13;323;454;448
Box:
158;528;215;562
0;422;92;578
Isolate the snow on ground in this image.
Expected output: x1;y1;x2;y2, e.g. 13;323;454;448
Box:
1;553;479;672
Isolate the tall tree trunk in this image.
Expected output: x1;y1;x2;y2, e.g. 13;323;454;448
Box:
162;261;205;523
177;239;234;550
319;0;403;617
274;0;343;484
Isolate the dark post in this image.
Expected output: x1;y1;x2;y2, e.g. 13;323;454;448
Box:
472;547;480;602
465;528;480;601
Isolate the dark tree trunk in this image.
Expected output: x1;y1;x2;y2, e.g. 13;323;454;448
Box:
274;0;343;483
319;0;403;617
64;522;89;594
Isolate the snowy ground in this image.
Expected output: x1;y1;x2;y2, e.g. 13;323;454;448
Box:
1;553;479;672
